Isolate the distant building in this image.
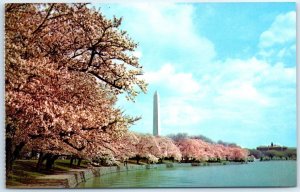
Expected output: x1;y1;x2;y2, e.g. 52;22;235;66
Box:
256;142;287;151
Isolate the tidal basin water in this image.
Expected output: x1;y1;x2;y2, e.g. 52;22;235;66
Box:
77;161;296;188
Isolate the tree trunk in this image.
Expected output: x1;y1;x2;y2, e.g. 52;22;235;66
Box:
31;150;38;159
5;124;14;179
13;142;25;160
45;157;52;170
77;158;82;166
45;154;59;170
6;139;25;178
36;152;45;171
70;156;74;168
5;138;13;179
160;158;163;163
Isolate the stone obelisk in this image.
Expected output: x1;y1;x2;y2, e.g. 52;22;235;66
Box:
153;91;160;136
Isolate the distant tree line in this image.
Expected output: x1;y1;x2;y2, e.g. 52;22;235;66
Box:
248;148;297;161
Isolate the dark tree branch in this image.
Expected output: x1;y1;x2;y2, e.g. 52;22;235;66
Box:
5;4;15;13
68;64;123;90
62;139;85;151
81;120;117;132
48;13;71;21
5;4;26;12
91;26;110;47
87;71;123;90
74;3;89;10
70;42;88;59
28;134;43;139
32;4;55;34
59;131;75;137
87;49;96;67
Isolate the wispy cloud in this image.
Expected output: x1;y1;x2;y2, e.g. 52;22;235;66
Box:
259;11;295;48
258;11;296;65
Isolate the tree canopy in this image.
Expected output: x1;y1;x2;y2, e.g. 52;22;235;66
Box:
5;3;146;173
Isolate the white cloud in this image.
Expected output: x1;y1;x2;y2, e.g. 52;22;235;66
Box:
118;3;216;65
161;99;210;126
144;63;201;95
143;55;295;129
216;82;270;106
211;57;295;107
259;11;295;48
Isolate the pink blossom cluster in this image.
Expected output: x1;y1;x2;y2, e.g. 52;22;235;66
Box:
115;133;248;163
176;138;249;161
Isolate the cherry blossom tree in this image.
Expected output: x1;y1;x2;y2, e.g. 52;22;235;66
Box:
135;134;161;164
211;144;228;161
175;138;249;163
227;147;249;161
5;3;146;174
176;138;202;162
6;3;146;97
156;136;182;162
113;131;140;162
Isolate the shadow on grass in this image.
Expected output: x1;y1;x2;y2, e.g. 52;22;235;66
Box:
7;159;87;186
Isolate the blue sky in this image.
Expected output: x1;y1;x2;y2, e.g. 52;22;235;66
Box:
94;2;296;149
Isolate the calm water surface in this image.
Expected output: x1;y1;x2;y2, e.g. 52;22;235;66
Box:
77;161;296;188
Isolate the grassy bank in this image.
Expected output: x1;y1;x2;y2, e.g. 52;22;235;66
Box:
6;159;89;186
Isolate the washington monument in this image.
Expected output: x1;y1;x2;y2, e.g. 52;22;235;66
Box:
153;91;160;136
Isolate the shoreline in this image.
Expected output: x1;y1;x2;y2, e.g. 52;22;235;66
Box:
7;161;248;188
